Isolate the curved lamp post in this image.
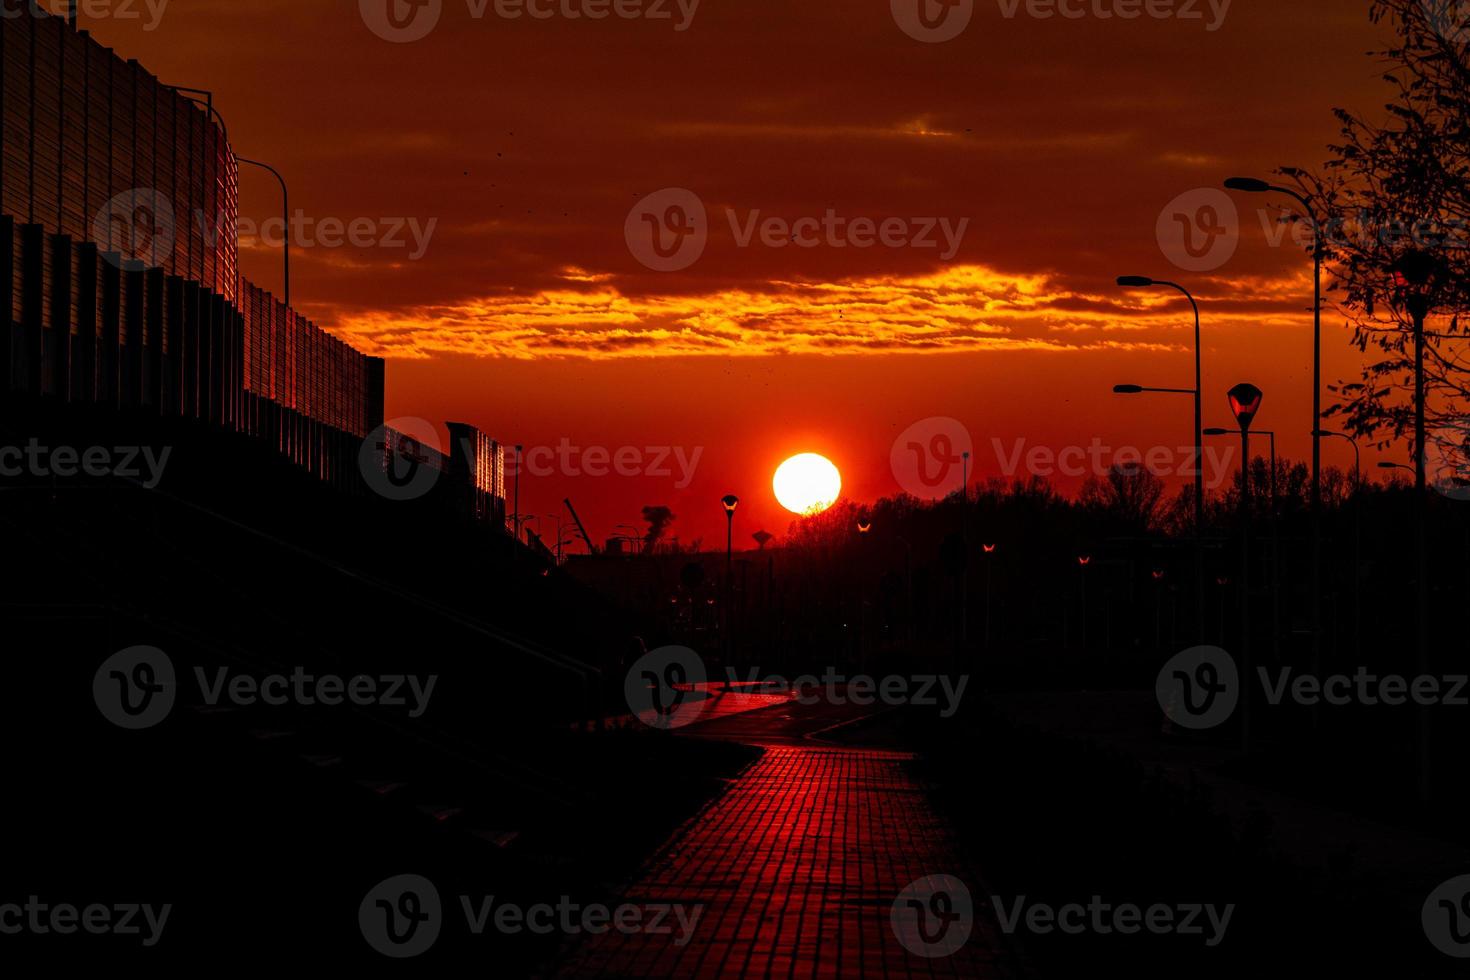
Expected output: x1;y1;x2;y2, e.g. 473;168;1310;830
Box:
1114;276;1203;533
1114;275;1204;643
1225;176;1325;712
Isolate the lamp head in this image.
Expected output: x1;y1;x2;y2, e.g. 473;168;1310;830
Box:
721;494;740;514
1227;383;1264;431
1202;427;1229;437
1113;384;1144;394
1116;275;1155;288
1224;177;1272;193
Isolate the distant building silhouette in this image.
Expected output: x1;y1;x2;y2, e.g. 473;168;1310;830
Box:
0;9;507;523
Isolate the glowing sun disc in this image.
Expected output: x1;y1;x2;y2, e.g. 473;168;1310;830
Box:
774;454;842;515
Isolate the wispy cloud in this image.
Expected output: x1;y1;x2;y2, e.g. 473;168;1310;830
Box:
328;264;1295;360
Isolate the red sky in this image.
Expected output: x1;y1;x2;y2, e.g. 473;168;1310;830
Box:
85;0;1400;546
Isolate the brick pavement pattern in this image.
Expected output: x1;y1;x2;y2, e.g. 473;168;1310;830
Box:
556;743;1024;978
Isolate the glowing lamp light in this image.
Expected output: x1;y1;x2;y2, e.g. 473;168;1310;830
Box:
1077;555;1092;567
721;494;740;514
1151;569;1166;580
983;544;997;554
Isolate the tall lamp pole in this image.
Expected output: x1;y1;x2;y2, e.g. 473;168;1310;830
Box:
721;495;740;684
1209;426;1279;677
1224;177;1323;703
1318;429;1362;657
1115;275;1204;640
1227;383;1264;753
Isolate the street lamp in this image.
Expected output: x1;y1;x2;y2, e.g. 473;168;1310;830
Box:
1115;275;1205;645
1113;275;1204;534
1225;175;1325;698
1226;382;1262;753
1314;428;1361;488
722;494;740;564
236;157;291;309
1208;424;1280;677
1224;177;1323;497
721;494;740;684
1205;426;1276;512
1317;428;1363;657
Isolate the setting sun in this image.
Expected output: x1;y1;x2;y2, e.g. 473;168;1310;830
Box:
773;454;842;515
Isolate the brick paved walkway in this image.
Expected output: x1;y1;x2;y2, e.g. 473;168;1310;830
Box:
556;703;1024;978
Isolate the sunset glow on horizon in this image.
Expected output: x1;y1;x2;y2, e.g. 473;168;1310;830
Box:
80;1;1401;544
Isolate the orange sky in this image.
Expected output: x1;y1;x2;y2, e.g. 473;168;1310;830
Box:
85;0;1398;545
